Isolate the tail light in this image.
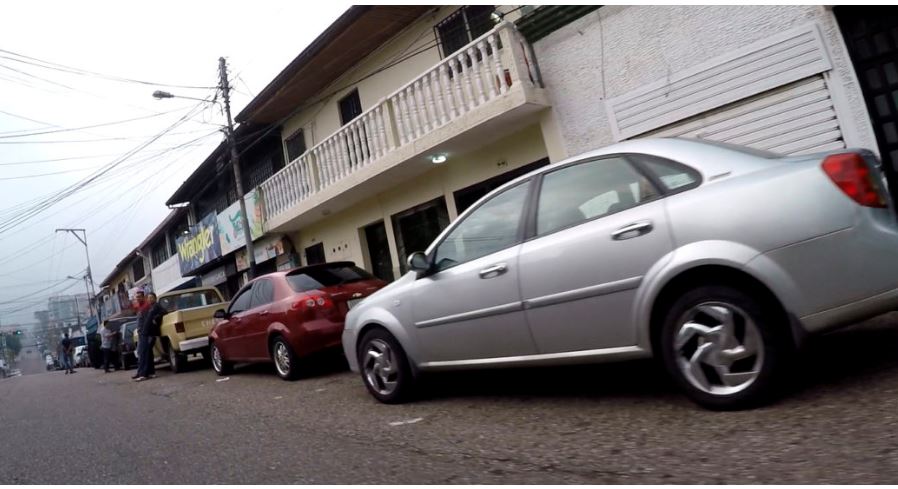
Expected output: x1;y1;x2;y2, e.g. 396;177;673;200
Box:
290;293;335;319
174;322;185;333
821;153;887;208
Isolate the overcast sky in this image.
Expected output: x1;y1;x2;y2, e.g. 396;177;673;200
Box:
0;0;352;326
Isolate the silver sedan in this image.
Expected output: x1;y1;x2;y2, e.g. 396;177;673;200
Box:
343;138;898;409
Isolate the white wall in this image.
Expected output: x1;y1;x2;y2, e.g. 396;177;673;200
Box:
532;5;878;157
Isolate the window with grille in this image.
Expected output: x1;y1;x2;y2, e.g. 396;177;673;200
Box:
151;239;169;268
338;89;363;126
131;259;146;281
245;155;275;190
435;6;496;58
285;129;307;162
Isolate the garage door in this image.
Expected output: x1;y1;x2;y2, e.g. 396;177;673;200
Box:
642;76;846;155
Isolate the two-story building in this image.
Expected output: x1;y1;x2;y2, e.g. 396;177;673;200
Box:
235;5;567;281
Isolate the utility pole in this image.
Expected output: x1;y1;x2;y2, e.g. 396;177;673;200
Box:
219;56;257;281
55;228;100;323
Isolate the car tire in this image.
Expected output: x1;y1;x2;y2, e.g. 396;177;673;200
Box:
659;284;792;410
270;336;301;381
357;328;415;404
168;343;187;374
210;342;232;376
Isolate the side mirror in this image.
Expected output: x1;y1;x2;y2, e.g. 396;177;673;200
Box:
213;309;227;320
407;252;430;273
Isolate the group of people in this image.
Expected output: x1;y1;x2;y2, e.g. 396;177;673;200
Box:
61;290;167;382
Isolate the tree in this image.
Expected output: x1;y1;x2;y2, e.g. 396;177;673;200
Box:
5;334;22;357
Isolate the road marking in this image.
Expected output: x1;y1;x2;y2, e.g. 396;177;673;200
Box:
389;417;424;426
274;396;283;400
216;377;230;382
315;388;326;393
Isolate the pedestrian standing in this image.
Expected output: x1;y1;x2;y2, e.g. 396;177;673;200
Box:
100;321;120;373
135;292;167;382
60;333;75;374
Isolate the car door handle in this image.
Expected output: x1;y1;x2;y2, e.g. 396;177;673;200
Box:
612;220;653;240
479;263;508;279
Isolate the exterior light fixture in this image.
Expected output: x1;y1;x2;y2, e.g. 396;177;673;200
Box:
430;154;448;164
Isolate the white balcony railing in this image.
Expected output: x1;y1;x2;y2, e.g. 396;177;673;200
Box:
260;22;540;221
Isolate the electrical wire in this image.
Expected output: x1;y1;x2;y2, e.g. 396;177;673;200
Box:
0;99;210;235
0;106;193;138
0;48;218;89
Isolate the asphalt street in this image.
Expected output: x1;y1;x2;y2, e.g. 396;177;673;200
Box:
3;314;898;484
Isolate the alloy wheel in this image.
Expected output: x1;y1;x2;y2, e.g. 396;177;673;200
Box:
673;302;765;396
274;342;291;377
362;339;399;396
211;344;222;373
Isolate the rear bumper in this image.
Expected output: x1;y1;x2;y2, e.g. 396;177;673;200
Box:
801;285;898;334
178;337;209;352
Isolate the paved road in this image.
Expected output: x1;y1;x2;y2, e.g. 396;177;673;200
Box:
3;315;898;484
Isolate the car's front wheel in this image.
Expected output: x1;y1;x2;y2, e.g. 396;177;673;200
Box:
659;285;792;410
210;342;232;376
358;328;415;404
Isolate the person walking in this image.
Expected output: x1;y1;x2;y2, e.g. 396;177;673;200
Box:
60;333;75;374
134;292;167;382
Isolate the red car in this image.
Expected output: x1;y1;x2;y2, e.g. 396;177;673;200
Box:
209;262;387;380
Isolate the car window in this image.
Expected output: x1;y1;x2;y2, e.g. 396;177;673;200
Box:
636;154;701;192
159;290;222;312
286;264;376;292
250;279;274;308
228;286;254;314
537;156;658;236
432;182;530;272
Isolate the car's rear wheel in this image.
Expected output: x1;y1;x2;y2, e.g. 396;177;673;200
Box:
210;342;232;376
271;336;301;381
358;329;415;404
659;285;792;410
168;342;187;374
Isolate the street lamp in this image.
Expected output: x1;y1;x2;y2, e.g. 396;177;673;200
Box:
152;57;257;280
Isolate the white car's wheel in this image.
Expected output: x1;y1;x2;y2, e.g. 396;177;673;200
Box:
660;285;792;410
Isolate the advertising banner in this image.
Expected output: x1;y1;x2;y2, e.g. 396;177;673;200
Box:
218;190;264;255
176;212;222;275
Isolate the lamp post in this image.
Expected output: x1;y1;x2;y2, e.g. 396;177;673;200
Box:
152;57;257;281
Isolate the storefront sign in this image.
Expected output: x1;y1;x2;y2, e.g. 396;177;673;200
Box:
176;212;222;275
236;235;285;272
218;190;264;255
200;265;228;287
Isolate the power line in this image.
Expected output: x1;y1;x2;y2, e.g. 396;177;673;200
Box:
0;48;218;90
0;166;100;181
0;108;56;127
0;100;210;235
0;127;213;144
0;106;193;138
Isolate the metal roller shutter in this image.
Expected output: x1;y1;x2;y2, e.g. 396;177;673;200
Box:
643;76;846;155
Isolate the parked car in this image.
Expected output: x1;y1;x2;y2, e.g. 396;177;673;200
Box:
342;138;898;410
210;262;387;380
119;320;138;370
73;346;89;368
131;287;226;374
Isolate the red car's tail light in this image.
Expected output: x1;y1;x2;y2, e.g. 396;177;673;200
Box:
174;321;185;333
822;153;887;208
290;293;336;317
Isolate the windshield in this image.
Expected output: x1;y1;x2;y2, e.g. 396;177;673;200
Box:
158;290;222;312
286;264;376;292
